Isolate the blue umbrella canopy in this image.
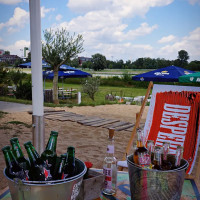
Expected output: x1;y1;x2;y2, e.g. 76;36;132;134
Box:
19;60;51;68
132;66;194;82
59;64;79;71
43;69;92;79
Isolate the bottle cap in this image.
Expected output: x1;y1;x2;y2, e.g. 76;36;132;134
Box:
50;131;58;136
109;128;115;139
24;141;32;149
67;146;75;152
10;137;19;144
1;145;11;152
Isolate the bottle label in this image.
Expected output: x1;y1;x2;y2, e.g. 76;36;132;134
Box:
43;168;52;180
25;170;29;181
103;167;112;189
138;153;151;167
107;145;114;154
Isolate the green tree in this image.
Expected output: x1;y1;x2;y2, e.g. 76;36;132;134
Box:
42;28;84;104
91;53;107;71
134;58;144;69
27;52;31;62
177;50;189;67
4;51;10;55
67;58;79;68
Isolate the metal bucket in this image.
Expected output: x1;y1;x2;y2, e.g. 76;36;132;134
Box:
127;154;189;200
4;158;87;200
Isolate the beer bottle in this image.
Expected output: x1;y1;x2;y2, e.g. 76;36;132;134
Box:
24;141;52;181
10;138;30;171
41;131;58;175
152;146;162;170
63;146;76;179
2;145;27;180
102;128;117;195
53;154;67;180
174;146;184;169
133;128;148;165
161;142;172;170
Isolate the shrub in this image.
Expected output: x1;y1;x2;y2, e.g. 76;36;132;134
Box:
14;79;32;100
81;77;100;101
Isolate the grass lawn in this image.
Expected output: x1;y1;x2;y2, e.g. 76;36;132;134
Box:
44;80;148;106
0;80;148;107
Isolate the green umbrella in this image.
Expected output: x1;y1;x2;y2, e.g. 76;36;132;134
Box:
179;71;200;83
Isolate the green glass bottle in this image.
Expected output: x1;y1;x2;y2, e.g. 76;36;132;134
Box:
10;137;30;171
24;141;52;181
53;154;67;180
2;145;27;180
41;131;58;174
63;146;76;179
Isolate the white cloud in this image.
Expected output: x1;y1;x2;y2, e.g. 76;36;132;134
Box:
187;0;200;5
41;6;55;18
158;35;176;43
0;40;30;56
0;0;22;5
159;27;200;60
56;14;62;21
67;0;174;18
0;7;29;32
80;42;154;61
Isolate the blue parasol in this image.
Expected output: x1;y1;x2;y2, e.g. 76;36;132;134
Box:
18;60;51;68
132;65;194;82
43;70;92;79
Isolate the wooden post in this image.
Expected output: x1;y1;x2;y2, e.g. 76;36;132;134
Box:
118;81;153;171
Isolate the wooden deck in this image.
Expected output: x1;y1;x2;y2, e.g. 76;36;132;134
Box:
43;110;144;132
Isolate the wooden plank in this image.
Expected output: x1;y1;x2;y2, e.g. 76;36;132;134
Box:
45;111;75;116
90;119;120;127
104;121;130;128
115;123;134;131
44;111;67;116
83;119;106;126
78;118;102;124
59;115;85;122
45;113;76;120
48;114;82;121
28;109;65;114
119;81;153;171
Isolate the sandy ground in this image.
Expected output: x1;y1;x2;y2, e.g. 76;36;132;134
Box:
0;104;148;192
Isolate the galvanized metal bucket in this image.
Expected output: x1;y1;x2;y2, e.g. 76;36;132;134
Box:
4;158;86;200
127;154;189;200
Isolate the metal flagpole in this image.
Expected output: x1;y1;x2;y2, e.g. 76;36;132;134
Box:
29;0;45;154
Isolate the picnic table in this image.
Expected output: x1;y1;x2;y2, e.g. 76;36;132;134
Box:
58;88;78;99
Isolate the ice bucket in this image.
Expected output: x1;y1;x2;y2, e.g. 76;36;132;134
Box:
127;154;189;200
4;158;87;200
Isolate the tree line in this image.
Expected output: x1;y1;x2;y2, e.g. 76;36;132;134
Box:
67;50;200;71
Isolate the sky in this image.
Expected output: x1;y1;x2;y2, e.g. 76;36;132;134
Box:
0;0;200;62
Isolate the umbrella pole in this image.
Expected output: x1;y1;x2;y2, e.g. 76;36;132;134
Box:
29;0;45;154
62;78;64;99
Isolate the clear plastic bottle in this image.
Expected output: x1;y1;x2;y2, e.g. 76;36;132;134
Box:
102;128;117;195
162;142;172;170
173;146;184;169
152;146;162;170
